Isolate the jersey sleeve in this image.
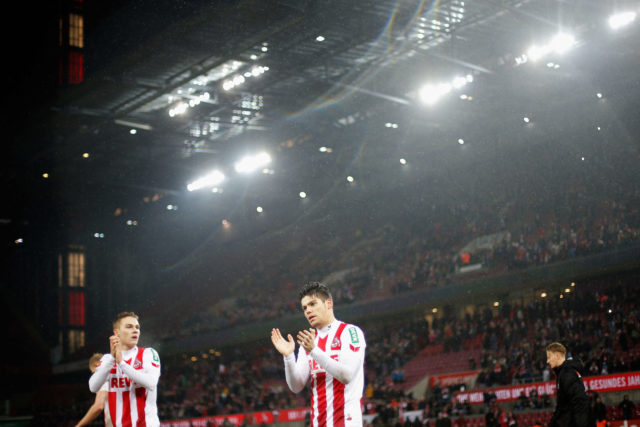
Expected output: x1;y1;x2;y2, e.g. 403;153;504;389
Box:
284;346;310;393
118;347;161;391
309;324;366;385
89;353;114;393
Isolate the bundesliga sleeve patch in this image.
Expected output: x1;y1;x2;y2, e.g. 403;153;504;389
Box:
151;348;160;367
348;327;359;344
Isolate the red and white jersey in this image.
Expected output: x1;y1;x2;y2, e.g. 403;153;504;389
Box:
89;347;161;427
284;319;366;427
98;382;113;427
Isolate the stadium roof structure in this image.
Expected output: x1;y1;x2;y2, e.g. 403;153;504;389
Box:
4;0;640;251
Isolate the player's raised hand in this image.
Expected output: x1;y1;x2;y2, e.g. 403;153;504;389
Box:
271;328;295;356
110;335;122;363
297;328;316;352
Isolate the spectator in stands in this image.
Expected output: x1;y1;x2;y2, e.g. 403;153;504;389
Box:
546;342;591;427
435;411;452;427
592;395;606;427
618;395;634;420
514;391;531;412
485;407;500;427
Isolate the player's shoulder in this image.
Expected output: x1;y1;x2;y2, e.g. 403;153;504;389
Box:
338;322;365;344
143;347;161;362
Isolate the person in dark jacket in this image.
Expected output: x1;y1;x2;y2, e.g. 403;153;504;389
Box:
546;342;592;427
592;395;607;427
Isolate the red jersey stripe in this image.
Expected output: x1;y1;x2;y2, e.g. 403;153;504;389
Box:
316;372;327;427
332;378;345;427
122;386;132;427
135;387;147;426
108;391;118;427
317;335;328;351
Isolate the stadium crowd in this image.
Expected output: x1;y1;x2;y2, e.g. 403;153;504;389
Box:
151;168;640;343
142;272;640;424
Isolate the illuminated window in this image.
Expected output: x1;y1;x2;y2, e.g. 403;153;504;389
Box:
68;329;85;354
69;14;84;48
68;252;85;287
68;51;84;84
68;291;85;326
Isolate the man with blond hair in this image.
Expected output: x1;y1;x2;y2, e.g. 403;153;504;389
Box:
75;353;111;426
546;342;591;427
89;312;161;426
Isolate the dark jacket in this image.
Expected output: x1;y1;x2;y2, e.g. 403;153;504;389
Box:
549;358;592;427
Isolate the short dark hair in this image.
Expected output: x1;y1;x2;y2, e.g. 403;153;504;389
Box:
299;282;332;301
546;342;566;355
113;311;139;329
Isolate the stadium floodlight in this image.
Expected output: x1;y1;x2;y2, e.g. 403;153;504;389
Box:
419;83;452;105
187;170;225;191
234;152;272;173
526;33;575;62
452;76;468;89
550;33;575;54
526;45;547;62
169;102;189;117
608;11;636;29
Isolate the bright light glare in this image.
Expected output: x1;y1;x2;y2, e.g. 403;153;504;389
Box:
419;83;452;105
458;138;465;145
526;45;547;62
527;33;575;62
550;33;575;54
256;206;263;213
399;158;407;165
187;170;225;191
169;102;189;117
608;11;636;29
234;152;272;173
419;73;473;106
523;117;530;123
299;191;307;199
346;176;354;183
452;76;467;89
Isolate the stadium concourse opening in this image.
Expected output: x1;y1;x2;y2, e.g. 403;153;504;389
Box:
2;0;640;426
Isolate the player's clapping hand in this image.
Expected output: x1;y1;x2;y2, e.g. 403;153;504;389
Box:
271;328;295;356
110;335;122;363
296;328;316;352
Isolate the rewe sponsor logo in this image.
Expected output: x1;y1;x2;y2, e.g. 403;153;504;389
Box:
111;377;133;389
